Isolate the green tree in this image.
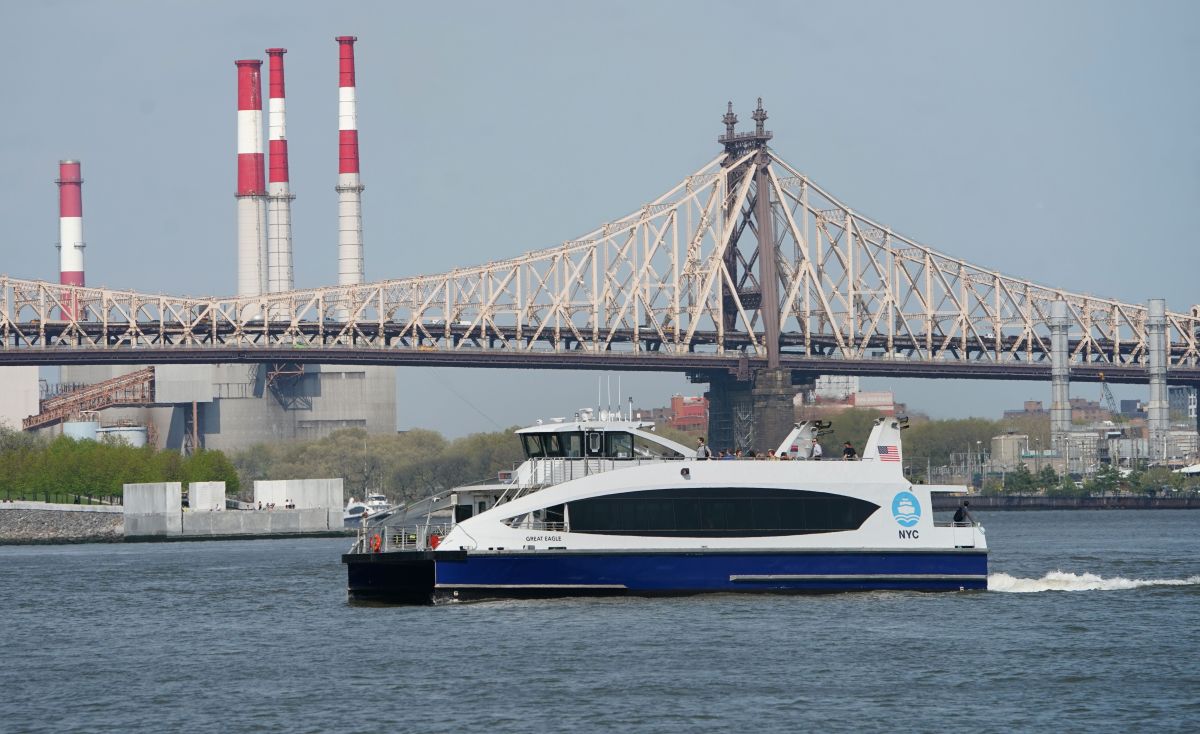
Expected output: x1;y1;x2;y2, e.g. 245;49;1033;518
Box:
1047;475;1084;498
902;416;999;470
182;450;241;494
1084;464;1120;497
1036;465;1059;491
981;477;1005;495
1004;463;1035;494
818;409;886;459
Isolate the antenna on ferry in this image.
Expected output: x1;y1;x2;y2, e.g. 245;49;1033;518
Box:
628;396;633;422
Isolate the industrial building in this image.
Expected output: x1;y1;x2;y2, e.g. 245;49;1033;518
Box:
25;38;395;451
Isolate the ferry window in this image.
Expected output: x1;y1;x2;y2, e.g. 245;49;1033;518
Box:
586;432;603;456
543;433;564;457
606;432;633;459
544;504;565;527
565;433;583;458
633;433;683;459
522;434;545;458
565;487;878;537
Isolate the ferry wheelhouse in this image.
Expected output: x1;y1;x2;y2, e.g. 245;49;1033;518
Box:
342;414;986;603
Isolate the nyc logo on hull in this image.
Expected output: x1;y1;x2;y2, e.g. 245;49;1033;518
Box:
892;491;921;539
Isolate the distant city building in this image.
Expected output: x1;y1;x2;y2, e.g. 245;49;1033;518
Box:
1002;397;1111;423
1003;400;1048;419
668;395;709;432
34;364;397;452
633;394;709;433
813;375;859;401
1119;399;1147;419
796;388;903;418
990;433;1030;471
0;367;39;431
1068;397;1111;424
1168;386;1197;426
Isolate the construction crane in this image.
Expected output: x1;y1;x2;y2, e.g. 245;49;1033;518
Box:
1097;372;1118;415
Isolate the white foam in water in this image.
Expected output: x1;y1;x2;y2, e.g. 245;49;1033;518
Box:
988;571;1200;593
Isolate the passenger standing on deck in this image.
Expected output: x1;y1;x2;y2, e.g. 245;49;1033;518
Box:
953;501;974;525
842;442;858;460
696;437;713;460
812;441;824;461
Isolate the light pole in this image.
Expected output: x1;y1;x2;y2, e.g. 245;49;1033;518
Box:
976;440;983;489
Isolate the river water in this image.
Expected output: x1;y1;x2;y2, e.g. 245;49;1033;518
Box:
2;510;1198;733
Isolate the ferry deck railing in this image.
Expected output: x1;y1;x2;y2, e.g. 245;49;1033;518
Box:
353;523;454;553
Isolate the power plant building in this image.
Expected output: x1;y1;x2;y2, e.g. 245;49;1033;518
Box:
38;38;396;451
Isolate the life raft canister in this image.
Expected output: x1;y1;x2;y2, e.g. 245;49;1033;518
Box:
429;533;441;549
370;533;382;552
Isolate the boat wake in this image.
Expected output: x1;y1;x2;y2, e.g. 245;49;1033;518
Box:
988;571;1200;593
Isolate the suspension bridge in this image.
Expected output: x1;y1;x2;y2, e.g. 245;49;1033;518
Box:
3;101;1197;450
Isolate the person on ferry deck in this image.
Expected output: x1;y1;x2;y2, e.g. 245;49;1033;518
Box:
696;437;713;460
812;441;823;460
953;501;974;525
841;442;858;460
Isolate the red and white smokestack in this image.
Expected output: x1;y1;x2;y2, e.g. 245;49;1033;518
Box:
336;36;365;289
235;59;267;298
57;160;85;319
266;48;294;293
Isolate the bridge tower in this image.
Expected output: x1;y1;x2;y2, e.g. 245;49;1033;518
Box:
1049;299;1071;455
701;100;798;451
1146;298;1170;461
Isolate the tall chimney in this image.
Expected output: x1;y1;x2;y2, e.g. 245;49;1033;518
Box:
336;36;364;290
266;48;294;293
57;160;85;319
235;59;267;299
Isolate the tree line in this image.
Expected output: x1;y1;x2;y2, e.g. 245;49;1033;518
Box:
4;411;1193;506
0;428;239;502
229;427;525;504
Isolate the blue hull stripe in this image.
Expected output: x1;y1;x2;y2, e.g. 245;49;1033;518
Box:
435;551;988;592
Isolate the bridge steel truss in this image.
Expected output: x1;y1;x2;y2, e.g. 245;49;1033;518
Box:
1;149;1197;383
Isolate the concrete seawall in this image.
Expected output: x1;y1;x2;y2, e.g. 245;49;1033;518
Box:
1;477;352;544
0;507;124;544
931;494;1200;511
0;504;353;545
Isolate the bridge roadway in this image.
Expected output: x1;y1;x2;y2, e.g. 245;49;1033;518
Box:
6;320;1199;385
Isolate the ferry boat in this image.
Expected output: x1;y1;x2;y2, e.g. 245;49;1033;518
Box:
342;413;986;603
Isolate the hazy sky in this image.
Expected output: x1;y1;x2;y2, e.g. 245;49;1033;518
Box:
2;1;1197;435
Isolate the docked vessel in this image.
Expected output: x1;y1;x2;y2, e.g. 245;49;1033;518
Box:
343;493;392;528
342;414;986;603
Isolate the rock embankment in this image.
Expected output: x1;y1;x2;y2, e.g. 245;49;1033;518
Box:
0;508;124;544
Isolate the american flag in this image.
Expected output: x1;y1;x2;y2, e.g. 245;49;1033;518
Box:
878;445;900;462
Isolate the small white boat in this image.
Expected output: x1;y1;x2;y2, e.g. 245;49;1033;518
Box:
343;493;392;528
